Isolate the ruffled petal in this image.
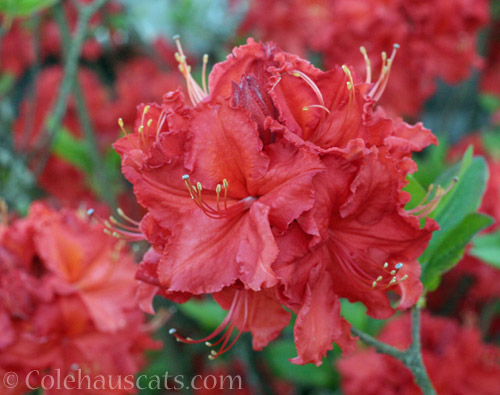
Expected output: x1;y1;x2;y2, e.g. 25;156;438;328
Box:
291;264;356;366
186;101;270;198
158;201;278;294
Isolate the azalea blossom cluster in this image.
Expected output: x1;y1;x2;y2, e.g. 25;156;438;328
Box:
338;313;500;394
240;0;490;116
0;202;158;394
115;38;440;365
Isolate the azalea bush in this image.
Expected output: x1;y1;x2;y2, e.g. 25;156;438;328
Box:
1;0;500;394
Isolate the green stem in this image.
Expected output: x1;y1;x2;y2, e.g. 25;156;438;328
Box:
351;307;436;395
53;1;116;208
34;0;109;178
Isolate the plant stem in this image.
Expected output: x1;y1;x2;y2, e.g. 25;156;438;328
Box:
34;0;109;178
351;306;436;395
53;1;116;208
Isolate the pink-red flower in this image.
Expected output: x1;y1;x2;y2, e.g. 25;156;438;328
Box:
240;0;489;116
115;38;438;365
338;313;500;395
0;202;158;394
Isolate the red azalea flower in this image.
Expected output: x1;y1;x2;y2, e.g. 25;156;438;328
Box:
239;0;489;116
0;202;158;394
115;38;438;365
338;313;500;395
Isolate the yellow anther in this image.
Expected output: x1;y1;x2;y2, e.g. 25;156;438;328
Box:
389;276;397;285
197;182;202;192
223;179;228;189
383;262;389;269
147;119;153;127
118;118;124;127
390;270;396;275
144;105;150;114
216;184;222;194
372;281;377;288
376;276;383;282
400;274;409;281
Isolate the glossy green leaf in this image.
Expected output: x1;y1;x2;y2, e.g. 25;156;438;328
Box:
470;230;500;269
0;0;58;16
404;174;427;211
422;213;493;290
419;147;489;290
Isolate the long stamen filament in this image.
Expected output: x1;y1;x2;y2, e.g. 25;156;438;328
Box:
173;35;207;106
360;46;372;83
118;118;137;149
182;175;231;219
291;70;326;107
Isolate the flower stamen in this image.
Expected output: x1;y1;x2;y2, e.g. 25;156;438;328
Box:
408;177;458;218
290;70;330;117
118;118;137;149
182;175;239;220
169;291;248;360
360;46;372;83
174;35;207;106
368;43;400;102
87;208;144;241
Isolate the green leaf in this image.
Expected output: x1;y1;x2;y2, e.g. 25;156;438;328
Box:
340;300;384;336
413;140;448;188
404;174;427;211
52;128;94;175
470;230;500;269
422;213;493;290
419;148;490;290
0;0;58;16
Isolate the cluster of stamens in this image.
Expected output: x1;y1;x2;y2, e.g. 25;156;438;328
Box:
169;291;248;360
364;43;400;102
118;105;166;152
173;35;209;106
182;175;230;219
87;208;144;241
408;177;458;219
272;44;400;141
371;262;408;289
